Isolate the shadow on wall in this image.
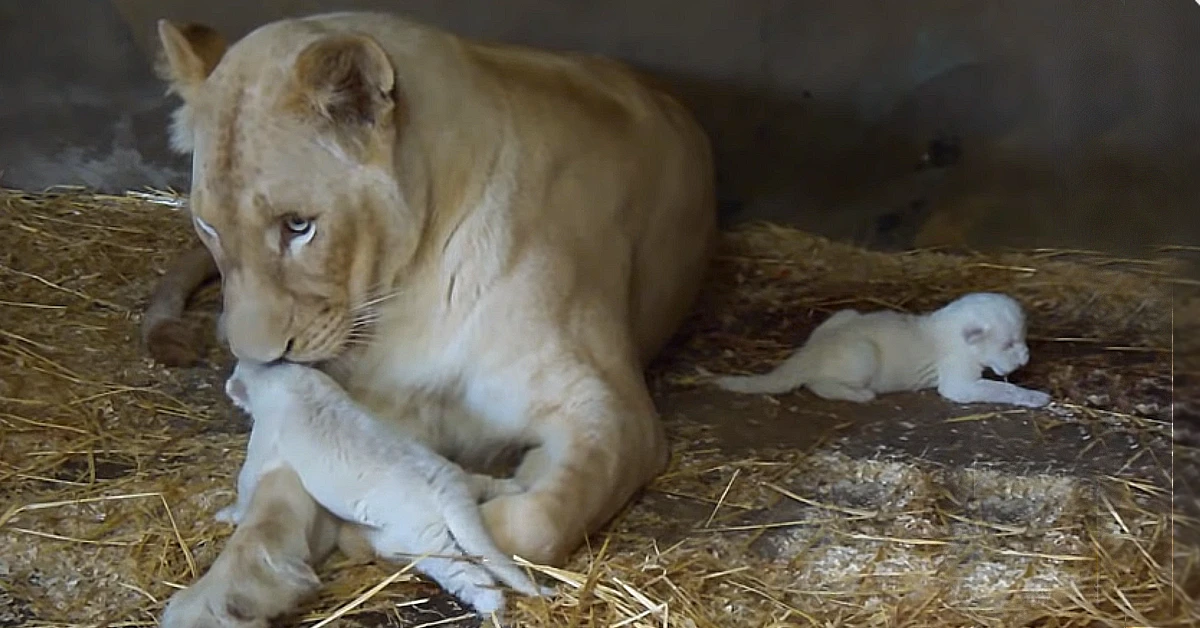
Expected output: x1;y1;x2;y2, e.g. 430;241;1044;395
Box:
1;0;1197;255
0;0;187;191
665;57;1199;257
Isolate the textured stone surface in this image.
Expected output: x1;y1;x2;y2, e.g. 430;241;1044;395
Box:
2;0;1198;251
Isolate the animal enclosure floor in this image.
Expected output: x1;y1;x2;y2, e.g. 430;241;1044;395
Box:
0;189;1195;627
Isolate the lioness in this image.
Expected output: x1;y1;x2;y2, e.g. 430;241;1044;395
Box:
151;10;716;623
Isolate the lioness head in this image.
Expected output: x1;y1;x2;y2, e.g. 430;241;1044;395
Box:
156;19;421;364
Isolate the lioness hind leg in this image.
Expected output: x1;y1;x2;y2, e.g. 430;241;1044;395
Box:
161;467;339;628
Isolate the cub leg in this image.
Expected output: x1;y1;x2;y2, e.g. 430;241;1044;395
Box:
938;378;1051;408
802;339;879;403
160;467;340;628
368;524;506;620
465;473;525;502
805;380;877;403
434;477;552;598
216;426;276;524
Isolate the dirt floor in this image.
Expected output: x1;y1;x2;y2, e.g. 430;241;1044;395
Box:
0;189;1195;627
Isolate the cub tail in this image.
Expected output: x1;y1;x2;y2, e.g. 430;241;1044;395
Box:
712;357;807;395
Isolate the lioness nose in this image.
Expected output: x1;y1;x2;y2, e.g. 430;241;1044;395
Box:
223;272;295;363
224;313;292;363
229;337;288;364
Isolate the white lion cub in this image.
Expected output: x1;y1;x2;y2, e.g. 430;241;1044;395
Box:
219;360;550;621
714;292;1052;407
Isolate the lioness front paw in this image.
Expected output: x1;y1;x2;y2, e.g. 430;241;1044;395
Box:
481;493;573;567
161;580;269;628
162;538;322;628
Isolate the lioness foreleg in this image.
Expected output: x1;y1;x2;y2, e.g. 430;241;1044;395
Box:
480;367;666;566
161;467;339;628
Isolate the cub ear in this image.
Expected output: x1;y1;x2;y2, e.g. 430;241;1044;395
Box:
962;324;989;345
155;20;228;99
225;373;250;411
287;34;396;127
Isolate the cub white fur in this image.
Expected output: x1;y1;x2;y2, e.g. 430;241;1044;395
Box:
220;360;550;621
714;292;1052;407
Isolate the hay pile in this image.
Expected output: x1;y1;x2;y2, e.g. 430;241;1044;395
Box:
0;188;1194;627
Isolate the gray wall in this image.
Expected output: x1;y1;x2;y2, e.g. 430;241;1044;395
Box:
2;0;1198;255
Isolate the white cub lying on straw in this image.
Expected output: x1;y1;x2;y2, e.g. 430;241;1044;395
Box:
218;360;550;621
714;292;1052;407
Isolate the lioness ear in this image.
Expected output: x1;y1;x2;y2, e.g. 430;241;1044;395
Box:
155;20;228;99
962;324;989;345
288;34;395;127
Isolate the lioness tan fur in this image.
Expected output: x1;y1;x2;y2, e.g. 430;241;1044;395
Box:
152;10;716;625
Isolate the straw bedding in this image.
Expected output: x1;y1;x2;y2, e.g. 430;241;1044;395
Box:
0;188;1194;627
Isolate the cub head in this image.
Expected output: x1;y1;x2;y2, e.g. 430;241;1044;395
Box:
226;360;328;418
157;18;423;364
943;292;1031;376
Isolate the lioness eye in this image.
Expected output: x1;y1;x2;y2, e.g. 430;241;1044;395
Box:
284;215;312;235
280;214;316;250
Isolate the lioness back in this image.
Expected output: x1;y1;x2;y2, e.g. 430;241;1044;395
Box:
464;40;717;362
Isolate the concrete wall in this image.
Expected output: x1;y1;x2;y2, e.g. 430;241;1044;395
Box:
2;0;1198;255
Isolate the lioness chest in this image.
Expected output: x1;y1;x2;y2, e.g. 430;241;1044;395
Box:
326;262;555;454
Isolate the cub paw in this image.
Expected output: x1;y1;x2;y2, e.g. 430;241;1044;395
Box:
214;504;242;525
489;478;525;498
1015;389;1052;408
468;587;506;619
